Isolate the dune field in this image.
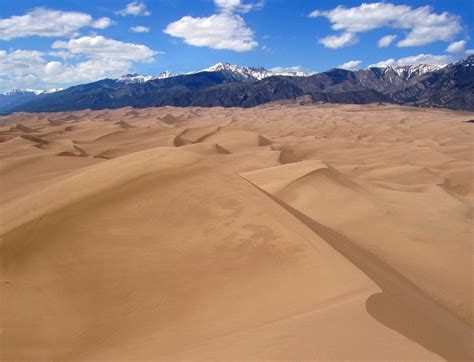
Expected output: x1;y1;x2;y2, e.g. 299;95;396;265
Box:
0;103;473;360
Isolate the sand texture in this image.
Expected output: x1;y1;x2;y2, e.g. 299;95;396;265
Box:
1;103;473;360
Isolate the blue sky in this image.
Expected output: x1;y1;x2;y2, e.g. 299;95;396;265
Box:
0;0;472;91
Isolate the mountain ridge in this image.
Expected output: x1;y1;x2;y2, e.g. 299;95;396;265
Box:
2;56;473;113
116;63;314;84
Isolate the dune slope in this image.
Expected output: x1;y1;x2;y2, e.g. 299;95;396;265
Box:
0;103;473;360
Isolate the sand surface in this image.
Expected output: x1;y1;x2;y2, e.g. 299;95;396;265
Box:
0;103;473;360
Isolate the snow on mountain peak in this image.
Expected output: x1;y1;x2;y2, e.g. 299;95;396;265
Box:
368;63;446;80
454;54;474;67
201;63;273;80
270;67;315;77
1;88;63;96
393;64;446;79
115;63;314;84
201;63;313;80
117;71;174;83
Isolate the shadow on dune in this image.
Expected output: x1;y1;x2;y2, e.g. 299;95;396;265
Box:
242;178;474;361
366;292;473;361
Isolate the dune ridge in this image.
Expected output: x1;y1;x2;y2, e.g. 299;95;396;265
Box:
0;103;473;360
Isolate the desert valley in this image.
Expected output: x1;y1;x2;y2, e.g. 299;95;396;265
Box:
1;103;473;360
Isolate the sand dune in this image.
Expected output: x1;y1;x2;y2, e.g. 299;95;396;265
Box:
0;103;473;360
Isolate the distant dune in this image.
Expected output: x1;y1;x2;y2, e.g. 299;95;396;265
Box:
0;103;473;360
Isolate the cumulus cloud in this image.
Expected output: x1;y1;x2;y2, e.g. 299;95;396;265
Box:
164;13;257;52
377;34;397;48
0;50;46;77
338;60;362;70
0;8;112;40
164;0;259;52
0;36;160;91
369;53;453;67
116;2;150;16
47;50;76;60
42;58;134;84
446;40;466;54
0;50;127;91
319;32;358;49
214;0;263;13
0;51;130;91
310;2;462;47
130;25;150;33
52;36;157;62
93;17;113;29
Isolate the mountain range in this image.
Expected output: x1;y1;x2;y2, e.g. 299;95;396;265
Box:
0;88;62;113
115;63;313;84
1;56;473;114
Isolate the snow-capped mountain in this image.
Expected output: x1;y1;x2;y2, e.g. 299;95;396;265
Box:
200;63;274;81
1;88;62;96
5;55;472;114
43;88;63;94
371;64;446;80
200;63;314;80
117;71;174;83
0;88;57;113
271;69;314;77
454;54;474;67
2;89;42;96
115;62;452;85
0;88;64;113
115;64;313;85
356;63;448;93
393;64;446;79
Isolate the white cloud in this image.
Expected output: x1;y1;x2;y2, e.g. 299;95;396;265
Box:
395;54;453;66
0;50;46;77
377;34;397;48
310;2;462;47
214;0;263;13
319;32;358;49
446;40;466;54
0;8;112;40
369;59;394;67
44;61;63;76
0;36;160;91
93;17;114;29
0;49;137;91
310;3;408;32
116;2;150;16
52;36;157;62
44;59;134;84
164;0;260;52
370;53;453;67
48;50;76;60
338;60;362;70
164;13;257;52
130;25;150;33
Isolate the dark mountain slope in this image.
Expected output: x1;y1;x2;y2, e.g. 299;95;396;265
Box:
9;71;239;112
0;91;40;114
392;56;474;110
6;56;474;113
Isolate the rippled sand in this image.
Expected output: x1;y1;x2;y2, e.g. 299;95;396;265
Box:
1;103;473;360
